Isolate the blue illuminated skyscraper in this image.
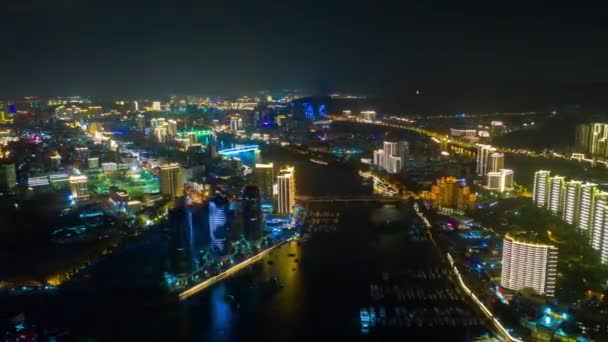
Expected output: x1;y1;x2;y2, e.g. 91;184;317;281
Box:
209;196;230;254
303;102;314;120
318;104;327;118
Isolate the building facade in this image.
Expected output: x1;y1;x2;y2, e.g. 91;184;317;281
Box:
277;166;295;215
578;183;598;234
548;176;565;215
254;163;274;202
159;163;184;198
69;175;89;201
488;152;504;173
533;170;551;208
476;144;495;176
372;140;407;174
486;169;514;193
563;180;582;225
209;196;229;254
501;233;558;296
591;193;608;264
0;163;16;194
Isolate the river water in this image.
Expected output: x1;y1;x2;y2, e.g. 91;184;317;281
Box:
3;145;487;341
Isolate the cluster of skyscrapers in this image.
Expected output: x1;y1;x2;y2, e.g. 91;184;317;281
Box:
533;170;608;263
575;122;608;158
372;140;409;174
151;118;178;143
253;163;296;216
476;144;514;193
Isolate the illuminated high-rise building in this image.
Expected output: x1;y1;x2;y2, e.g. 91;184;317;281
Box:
476;144;495;176
154;125;168;142
87;106;102;117
486;169;514;193
277;166;295;215
398;141;409;173
533;170;551;208
488;152;504;173
591;192;608;264
383;141;398;160
429;176;476;212
229;116;242;133
372;140;406;174
487;172;501;190
386;156;402;174
151;117;165;130
167;119;178;136
74;147;89;161
490;121;504;138
501;232;558;296
186;132;198;145
373;149;385;169
0;109;8;123
501;169;514;190
209;196;229;254
167;198;206;275
438;177;458;208
360;111;376;121
175;138;190;150
562;180;583;225
69;175;89;201
590;123;604;156
136;114;145;131
152;101;162;111
0;163;16;194
548;176;565;215
575;123;608;158
254;163;274;202
88;157;99;169
578;182;598;234
50;152;62;169
159;163;184;198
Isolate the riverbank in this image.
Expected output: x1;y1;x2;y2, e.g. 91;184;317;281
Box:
413;202;523;342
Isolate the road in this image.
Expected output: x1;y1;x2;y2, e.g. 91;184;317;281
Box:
178;237;296;301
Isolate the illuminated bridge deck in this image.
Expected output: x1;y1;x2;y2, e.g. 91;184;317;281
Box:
178;237;295;301
295;195;401;203
218;144;260;155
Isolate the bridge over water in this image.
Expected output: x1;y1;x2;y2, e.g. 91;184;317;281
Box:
295;195;401;204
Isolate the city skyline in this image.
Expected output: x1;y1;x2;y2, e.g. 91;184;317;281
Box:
3;2;608;341
3;2;608;111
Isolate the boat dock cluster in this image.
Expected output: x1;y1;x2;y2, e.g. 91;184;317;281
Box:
361;305;487;329
360;269;488;333
406;227;429;242
370;284;464;302
305;211;341;232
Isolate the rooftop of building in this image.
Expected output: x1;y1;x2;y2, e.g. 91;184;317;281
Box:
505;230;556;248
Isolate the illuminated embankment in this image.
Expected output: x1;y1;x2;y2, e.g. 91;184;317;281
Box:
178;238;294;301
218;145;260;156
413;204;523;342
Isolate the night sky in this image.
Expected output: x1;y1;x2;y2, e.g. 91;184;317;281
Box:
3;1;608;108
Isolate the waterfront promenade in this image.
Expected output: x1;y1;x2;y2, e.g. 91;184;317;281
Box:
178;237;296;301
